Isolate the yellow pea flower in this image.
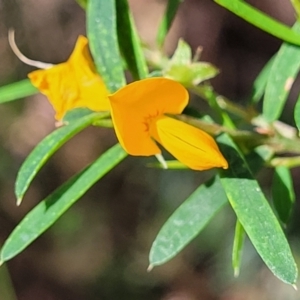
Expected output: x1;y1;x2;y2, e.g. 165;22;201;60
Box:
108;77;228;170
27;36;110;120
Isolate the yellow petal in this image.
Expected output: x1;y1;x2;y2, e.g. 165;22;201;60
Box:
108;78;189;156
28;35;110;120
150;116;228;170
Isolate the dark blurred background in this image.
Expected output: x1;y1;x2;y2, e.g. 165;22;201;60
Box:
0;0;300;299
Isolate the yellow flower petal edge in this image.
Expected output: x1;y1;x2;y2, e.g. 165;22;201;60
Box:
28;35;110;120
108;77;189;156
150;116;228;170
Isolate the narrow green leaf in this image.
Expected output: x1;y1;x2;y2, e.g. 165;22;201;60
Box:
214;0;300;46
272;166;295;224
62;108;97;123
15;112;109;203
232;220;245;277
244;145;274;175
156;0;183;47
263;22;300;122
149;176;228;268
232;145;271;278
1;144;127;263
294;95;300;131
218;133;298;284
250;56;274;104
0;79;38;103
87;0;125;92
116;0;148;79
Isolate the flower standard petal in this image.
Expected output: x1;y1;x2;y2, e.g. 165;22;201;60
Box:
108;77;189;156
28;35;110;120
149;116;228;170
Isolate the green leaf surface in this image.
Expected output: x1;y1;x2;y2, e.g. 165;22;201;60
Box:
62;108;97;123
149;176;228;268
272;166;295;224
15;112;108;203
116;0;148;79
263;22;300;122
250;56;274;104
156;0;183;47
244;145;274;175
0;79;38;104
1;144;127;263
214;0;300;46
218;133;298;284
231;145;273;277
232;220;245;277
294;94;300;132
87;0;125;92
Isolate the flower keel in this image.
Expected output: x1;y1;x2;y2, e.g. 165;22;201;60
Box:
150;116;228;170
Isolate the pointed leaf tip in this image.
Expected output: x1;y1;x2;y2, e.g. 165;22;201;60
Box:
149;176;227;267
147;265;154;272
218;133;298;285
16;198;22;206
2;144;127;263
234;268;240;278
15;112;101;201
